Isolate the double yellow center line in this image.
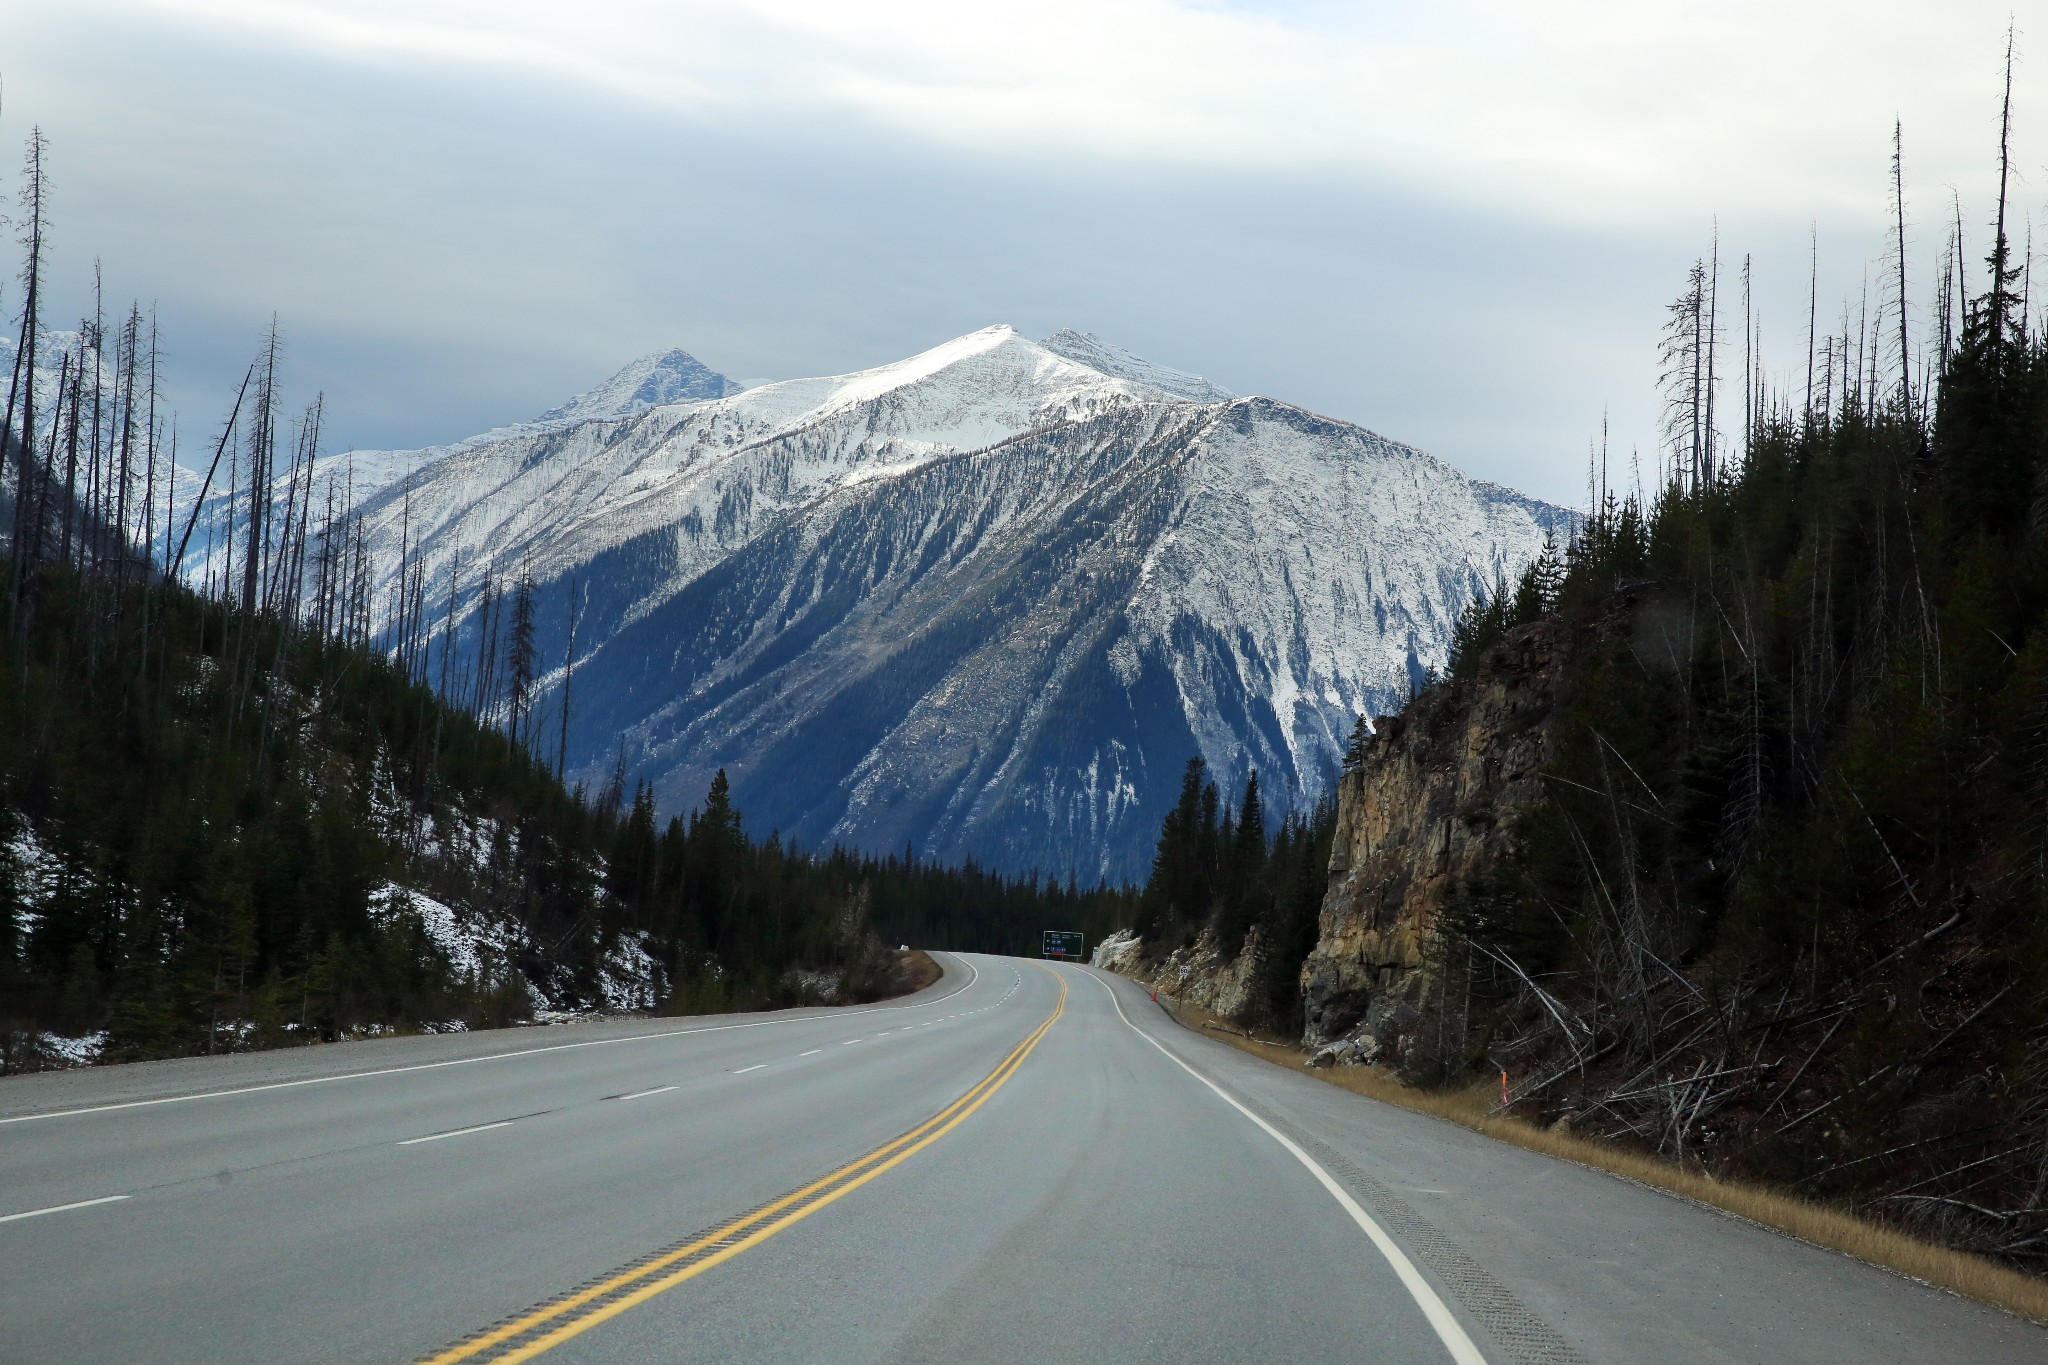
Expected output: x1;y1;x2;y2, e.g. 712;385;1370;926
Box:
420;969;1067;1364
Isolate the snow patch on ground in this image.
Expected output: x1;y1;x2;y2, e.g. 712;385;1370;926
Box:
596;932;665;1011
369;883;523;984
782;967;842;1005
5;820;63;938
36;1031;107;1067
367;884;666;1017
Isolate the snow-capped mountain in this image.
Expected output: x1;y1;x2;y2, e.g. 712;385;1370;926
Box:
533;347;743;424
0;329;110;431
184;326;1572;882
161;347;749;547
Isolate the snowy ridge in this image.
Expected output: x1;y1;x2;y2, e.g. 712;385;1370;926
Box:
316;327;1216;635
1039;328;1235;402
534;347;743;423
164;346;744;577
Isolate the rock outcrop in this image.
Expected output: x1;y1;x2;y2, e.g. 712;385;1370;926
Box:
1091;925;1264;1020
1300;615;1571;1053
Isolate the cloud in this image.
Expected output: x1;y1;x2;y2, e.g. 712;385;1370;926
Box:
0;0;2039;507
124;0;2037;223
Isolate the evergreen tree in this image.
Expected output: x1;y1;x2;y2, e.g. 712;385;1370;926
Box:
1341;713;1372;771
1136;757;1210;946
1212;771;1267;954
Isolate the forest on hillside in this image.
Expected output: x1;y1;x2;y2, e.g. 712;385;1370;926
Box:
0;123;1134;1073
0;541;1138;1073
1398;80;2048;1267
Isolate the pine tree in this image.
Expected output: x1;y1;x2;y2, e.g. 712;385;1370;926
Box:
1136;757;1209;944
1213;771;1267;955
1342;713;1372;771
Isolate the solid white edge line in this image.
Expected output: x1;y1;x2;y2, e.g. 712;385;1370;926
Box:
1;954;984;1127
1079;966;1490;1365
397;1120;516;1146
0;1194;131;1224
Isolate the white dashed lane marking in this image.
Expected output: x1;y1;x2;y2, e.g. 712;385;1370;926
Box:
0;1195;130;1224
612;1086;676;1102
398;1120;516;1147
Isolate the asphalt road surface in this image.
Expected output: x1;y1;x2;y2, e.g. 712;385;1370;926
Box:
2;953;2043;1363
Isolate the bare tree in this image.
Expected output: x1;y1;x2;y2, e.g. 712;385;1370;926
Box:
6;128;50;619
1988;21;2018;356
1660;259;1710;488
1890;119;1913;412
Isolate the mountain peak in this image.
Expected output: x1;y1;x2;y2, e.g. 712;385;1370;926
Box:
235;324;1564;883
534;347;742;425
1038;329;1234;403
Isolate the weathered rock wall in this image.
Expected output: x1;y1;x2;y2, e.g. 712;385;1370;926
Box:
1092;926;1262;1019
1300;617;1569;1054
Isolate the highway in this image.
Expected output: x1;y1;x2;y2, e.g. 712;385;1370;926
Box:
1;953;2042;1363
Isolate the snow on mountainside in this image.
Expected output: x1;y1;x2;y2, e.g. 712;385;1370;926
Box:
0;330;111;430
178;325;1573;882
165;346;744;578
331;327;1225;627
1039;329;1235;402
533;347;743;423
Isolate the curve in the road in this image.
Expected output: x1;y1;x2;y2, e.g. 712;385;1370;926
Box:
0;959;983;1129
421;965;1067;1365
1086;968;1490;1365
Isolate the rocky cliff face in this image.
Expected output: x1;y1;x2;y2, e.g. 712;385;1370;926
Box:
1300;615;1570;1054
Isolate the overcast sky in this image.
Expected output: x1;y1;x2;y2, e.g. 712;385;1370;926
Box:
1;0;2043;506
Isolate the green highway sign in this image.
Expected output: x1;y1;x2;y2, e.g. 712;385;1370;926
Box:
1042;930;1085;960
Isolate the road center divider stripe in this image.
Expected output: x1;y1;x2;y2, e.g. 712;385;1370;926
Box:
417;968;1067;1365
1081;966;1490;1365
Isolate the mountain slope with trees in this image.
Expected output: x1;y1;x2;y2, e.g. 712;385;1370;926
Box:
0;548;1134;1072
1332;88;2048;1269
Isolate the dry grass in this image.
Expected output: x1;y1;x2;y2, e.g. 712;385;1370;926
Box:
896;949;942;995
1158;999;2048;1325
